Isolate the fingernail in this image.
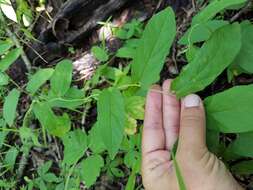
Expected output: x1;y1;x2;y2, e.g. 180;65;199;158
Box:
184;94;200;108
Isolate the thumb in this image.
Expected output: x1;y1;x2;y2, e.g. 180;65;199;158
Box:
177;94;207;155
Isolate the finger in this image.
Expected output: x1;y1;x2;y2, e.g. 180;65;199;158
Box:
162;79;180;151
142;85;165;156
177;94;207;154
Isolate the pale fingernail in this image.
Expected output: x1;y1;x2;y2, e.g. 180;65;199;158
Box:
184;94;200;108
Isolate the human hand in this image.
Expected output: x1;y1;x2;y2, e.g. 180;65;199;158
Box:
141;80;244;190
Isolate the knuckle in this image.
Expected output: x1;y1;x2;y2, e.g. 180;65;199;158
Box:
182;114;203;123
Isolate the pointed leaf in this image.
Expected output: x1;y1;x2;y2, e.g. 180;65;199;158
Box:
171;23;241;98
192;0;246;25
0;48;21;72
230;21;253;74
205;85;253;133
97;88;125;159
26;68;54;95
0;0;17;22
179;20;228;45
3;88;20;126
0;72;9;85
33;102;70;137
131;7;176;90
80;155;104;188
0;39;13;55
231;160;253;175
62;129;88;166
50;60;73;97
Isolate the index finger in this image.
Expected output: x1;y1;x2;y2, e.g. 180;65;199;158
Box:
142;85;165;156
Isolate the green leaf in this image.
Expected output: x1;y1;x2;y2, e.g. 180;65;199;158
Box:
0;72;9;85
42;173;58;183
185;45;199;63
38;161;52;175
0;39;13;55
91;46;109;62
206;130;220;155
131;7;176;90
0;0;17;22
80;155;104;188
231;160;253;175
19;126;41;147
124;150;141;173
33;102;71;137
205;85;253;133
125;96;145;120
125;114;137;135
179;20;228;45
110;167;125;178
26;68;54;95
0;48;21;72
4;147;18;171
46;87;86;109
50;60;73;97
116;47;135;59
192;0;247;26
230;21;253;74
88;123;106;154
171;23;241;98
97;88;125;159
62;129;88;166
227;133;253;157
3;88;20;126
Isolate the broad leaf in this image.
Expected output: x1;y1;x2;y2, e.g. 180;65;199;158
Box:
0;72;9;85
80;155;104;188
0;0;17;23
33;102;70;137
97;88;125;159
0;48;21;72
192;0;246;25
62;129;88;166
171;23;241;98
131;7;176;90
26;68;54;95
88;123;106;154
205;85;253;133
125;96;145;120
3;88;20;126
116;47;135;59
227;133;253;157
91;46;109;62
230;21;253;74
179;20;228;45
46;87;86;109
50;60;73;97
4;147;18;171
231;160;253;175
19;126;41;147
0;39;13;55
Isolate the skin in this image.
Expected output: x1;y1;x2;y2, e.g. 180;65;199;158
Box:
142;79;244;190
